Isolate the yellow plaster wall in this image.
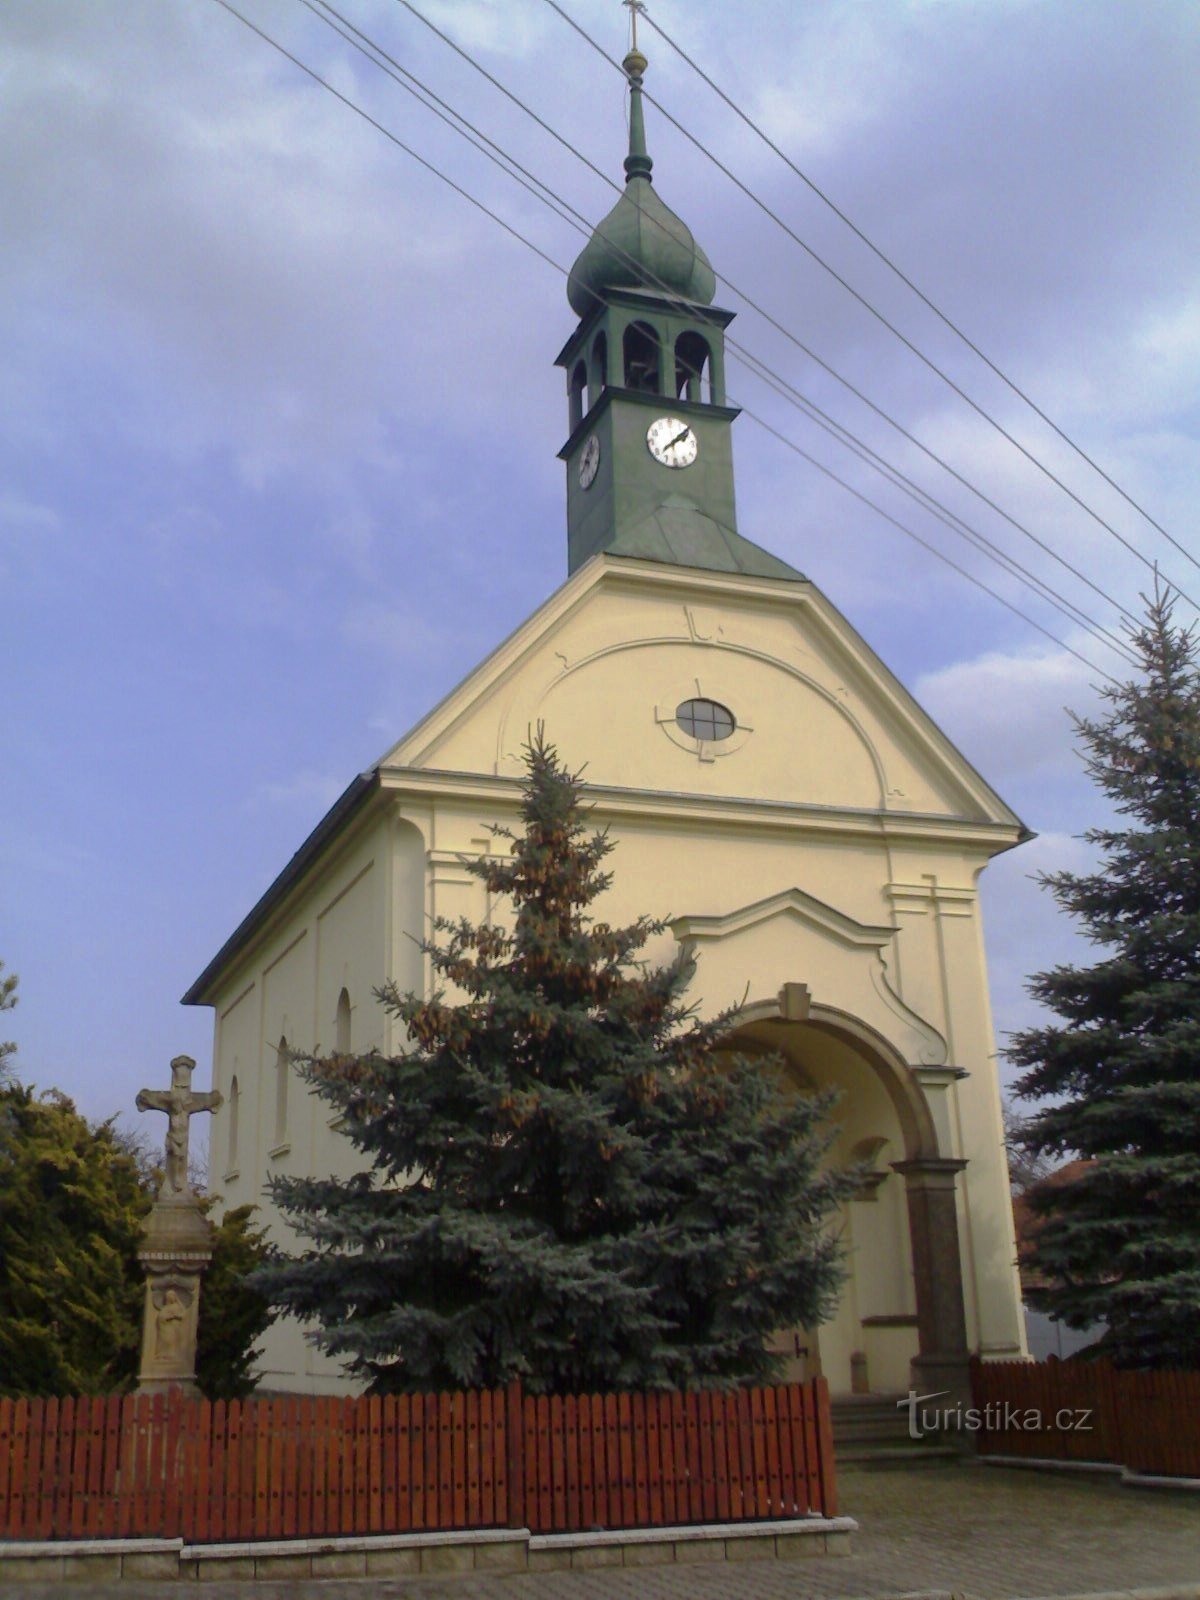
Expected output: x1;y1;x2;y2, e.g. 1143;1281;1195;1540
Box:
200;558;1028;1393
208;817;390;1392
400;571;993;825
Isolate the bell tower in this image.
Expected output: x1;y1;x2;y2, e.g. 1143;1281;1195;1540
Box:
556;45;799;582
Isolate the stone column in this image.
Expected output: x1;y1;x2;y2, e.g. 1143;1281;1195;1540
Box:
892;1157;972;1409
136;1202;216;1396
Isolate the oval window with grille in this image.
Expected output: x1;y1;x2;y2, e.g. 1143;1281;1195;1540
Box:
675;697;736;742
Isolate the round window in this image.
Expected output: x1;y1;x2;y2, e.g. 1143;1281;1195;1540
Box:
676;697;736;742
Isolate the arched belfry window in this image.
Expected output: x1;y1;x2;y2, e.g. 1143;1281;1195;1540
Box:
227;1073;240;1172
335;988;352;1055
569;359;588;430
675;331;712;403
274;1035;289;1147
590;331;607;398
623;321;661;393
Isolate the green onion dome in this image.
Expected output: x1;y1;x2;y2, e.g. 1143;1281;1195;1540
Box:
566;50;716;318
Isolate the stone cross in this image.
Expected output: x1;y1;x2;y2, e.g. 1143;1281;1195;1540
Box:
136;1054;222;1200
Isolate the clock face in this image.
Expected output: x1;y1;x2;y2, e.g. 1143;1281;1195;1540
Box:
578;433;601;490
646;415;698;469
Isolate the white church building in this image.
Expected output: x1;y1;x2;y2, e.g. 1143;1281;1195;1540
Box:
185;46;1029;1399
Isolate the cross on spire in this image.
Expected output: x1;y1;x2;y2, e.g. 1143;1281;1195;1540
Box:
623;0;645;53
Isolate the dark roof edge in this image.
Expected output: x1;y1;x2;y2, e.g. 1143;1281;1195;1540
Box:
181;770;380;1008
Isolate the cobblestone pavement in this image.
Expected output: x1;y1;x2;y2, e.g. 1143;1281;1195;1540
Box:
1;1463;1197;1600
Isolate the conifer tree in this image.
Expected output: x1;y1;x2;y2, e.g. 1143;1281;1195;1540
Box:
0;1086;148;1394
0;1078;275;1396
260;734;852;1393
1011;586;1200;1367
0;962;18;1088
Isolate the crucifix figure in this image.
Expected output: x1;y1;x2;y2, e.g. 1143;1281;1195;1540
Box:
136;1054;222;1199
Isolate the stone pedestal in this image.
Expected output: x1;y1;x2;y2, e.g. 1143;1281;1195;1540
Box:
136;1198;216;1396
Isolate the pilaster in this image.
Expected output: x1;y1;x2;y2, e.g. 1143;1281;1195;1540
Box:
892;1157;972;1408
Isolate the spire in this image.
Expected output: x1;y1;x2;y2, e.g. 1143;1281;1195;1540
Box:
623;46;652;183
565;18;715;318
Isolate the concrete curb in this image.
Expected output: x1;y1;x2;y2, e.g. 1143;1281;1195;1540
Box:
888;1589;1200;1600
1013;1588;1200;1600
978;1456;1200;1492
0;1514;856;1582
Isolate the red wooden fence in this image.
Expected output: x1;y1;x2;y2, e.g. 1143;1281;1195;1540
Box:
0;1379;835;1543
971;1358;1200;1479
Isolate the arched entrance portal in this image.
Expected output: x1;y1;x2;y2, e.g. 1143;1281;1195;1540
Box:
727;995;970;1400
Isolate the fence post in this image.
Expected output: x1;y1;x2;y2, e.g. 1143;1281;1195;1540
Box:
505;1379;525;1530
813;1377;838;1518
1098;1360;1122;1466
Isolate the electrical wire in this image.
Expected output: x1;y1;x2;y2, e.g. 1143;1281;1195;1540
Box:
209;0;1123;683
541;0;1199;609
640;6;1196;578
300;0;583;235
305;0;1136;659
736;394;1119;682
209;0;565;277
727;341;1137;664
377;0;1151;632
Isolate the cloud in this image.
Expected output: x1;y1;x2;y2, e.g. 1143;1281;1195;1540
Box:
916;638;1104;786
6;0;1199;1132
0;1;568;485
417;0;552;59
244;768;346;815
981;829;1104;1085
340;599;460;663
0;495;59;535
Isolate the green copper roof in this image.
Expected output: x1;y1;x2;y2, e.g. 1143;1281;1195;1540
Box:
611;497;803;580
567;49;716;318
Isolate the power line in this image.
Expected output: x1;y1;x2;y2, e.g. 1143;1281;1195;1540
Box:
209;0;565;275
719;337;1137;654
305;0;1135;659
269;0;1129;672
640;6;1197;578
390;0;618;196
301;0;582;232
727;343;1137;664
736;396;1120;684
541;0;1200;610
376;0;1150;633
209;0;1122;683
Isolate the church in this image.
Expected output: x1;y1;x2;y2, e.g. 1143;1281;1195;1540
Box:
184;45;1029;1400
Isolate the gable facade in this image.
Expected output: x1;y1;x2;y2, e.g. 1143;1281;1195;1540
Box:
190;554;1029;1397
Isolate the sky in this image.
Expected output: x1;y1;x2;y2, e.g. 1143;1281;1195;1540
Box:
4;0;1199;1136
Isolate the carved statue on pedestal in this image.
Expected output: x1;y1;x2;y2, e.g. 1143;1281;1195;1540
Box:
134;1055;222;1395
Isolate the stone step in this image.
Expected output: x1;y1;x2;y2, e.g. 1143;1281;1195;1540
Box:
835;1422;917;1446
831;1394;959;1469
832;1396;912;1443
838;1414;908;1440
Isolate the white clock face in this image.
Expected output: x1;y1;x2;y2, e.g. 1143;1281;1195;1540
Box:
646;415;698;469
578;433;601;490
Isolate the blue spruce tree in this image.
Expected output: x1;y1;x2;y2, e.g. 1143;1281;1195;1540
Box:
1012;587;1200;1367
260;733;852;1392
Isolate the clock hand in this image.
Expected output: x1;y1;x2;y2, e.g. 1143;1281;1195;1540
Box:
666;426;692;449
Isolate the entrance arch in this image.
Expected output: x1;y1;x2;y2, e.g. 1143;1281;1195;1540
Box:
725;994;970;1400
